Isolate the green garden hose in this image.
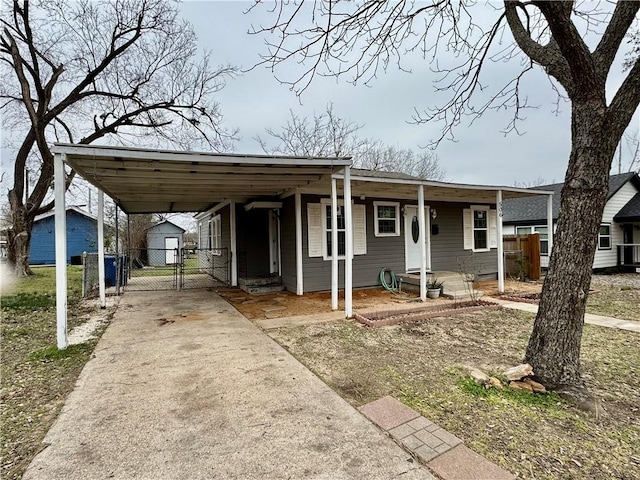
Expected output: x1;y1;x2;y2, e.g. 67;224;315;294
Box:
379;268;399;292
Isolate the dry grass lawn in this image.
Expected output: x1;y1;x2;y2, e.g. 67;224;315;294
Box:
268;309;639;480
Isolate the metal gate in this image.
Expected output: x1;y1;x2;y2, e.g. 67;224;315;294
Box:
180;247;230;290
124;248;229;291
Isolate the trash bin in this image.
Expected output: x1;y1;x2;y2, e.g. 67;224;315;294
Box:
104;255;117;287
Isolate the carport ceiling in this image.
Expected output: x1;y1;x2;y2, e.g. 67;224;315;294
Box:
52;144;351;214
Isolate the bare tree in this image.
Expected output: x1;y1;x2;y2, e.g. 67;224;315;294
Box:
250;1;640;396
258;104;445;180
512;177;550;188
617;128;640;174
1;0;237;275
256;103;364;157
357;140;445;180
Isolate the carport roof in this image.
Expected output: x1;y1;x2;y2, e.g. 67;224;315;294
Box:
52;143;351;214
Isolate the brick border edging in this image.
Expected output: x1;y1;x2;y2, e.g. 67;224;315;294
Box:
496;294;540;305
354;301;501;327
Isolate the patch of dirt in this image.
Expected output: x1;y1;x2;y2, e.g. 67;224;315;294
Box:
476;278;543;297
268;309;640;480
218;287;426;320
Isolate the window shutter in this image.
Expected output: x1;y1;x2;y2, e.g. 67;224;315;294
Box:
463;208;472;250
489;209;498;249
307;203;323;258
353;204;367;255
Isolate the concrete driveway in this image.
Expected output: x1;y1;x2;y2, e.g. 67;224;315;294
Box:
24;290;433;480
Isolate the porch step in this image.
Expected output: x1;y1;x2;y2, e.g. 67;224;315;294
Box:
239;276;282;287
398;271;483;300
241;284;286;295
239;276;285;294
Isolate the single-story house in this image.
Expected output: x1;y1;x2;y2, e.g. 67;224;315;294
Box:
145;220;185;266
194;167;554;294
30;207;98;265
49;143;554;348
502;172;640;270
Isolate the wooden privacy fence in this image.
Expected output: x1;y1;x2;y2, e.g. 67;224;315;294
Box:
503;233;541;280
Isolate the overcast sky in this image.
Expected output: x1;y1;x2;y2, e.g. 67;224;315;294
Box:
1;1;638;231
180;0;637;186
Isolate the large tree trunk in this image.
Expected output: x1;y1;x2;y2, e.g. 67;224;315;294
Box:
7;189;34;276
524;99;619;390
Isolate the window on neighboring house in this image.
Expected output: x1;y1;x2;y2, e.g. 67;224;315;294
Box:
472;208;489;251
598;223;611;250
207;220;212;249
325;204;346;258
373;202;400;236
516;226;550;255
534;226;549;255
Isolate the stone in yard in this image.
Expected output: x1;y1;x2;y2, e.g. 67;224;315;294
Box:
464;365;490;385
523;378;546;394
509;381;534;393
489;377;503;389
503;363;534;381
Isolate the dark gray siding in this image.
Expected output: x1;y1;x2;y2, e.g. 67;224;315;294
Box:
280;196;499;293
280;197;297;292
429;202;497;278
301;195;405;292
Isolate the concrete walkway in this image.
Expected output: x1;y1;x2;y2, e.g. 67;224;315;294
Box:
487;297;640;333
24;291;433;480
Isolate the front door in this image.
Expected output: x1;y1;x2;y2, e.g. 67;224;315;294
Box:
404;206;431;272
165;237;179;264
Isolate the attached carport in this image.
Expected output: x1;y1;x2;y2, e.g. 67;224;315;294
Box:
52;143;352;349
52;143;554;350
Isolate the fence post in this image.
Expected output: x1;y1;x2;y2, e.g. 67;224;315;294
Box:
176;248;181;291
82;251;87;298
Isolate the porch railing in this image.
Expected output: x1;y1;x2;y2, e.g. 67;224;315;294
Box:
617;244;640;266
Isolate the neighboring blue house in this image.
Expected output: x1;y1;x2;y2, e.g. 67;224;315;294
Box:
30;207;98;265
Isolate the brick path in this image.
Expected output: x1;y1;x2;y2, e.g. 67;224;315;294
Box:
360;396;514;480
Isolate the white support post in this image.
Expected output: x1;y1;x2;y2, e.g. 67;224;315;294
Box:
54;153;68;350
97;190;106;308
230;201;238;287
547;194;554;260
426;205;432;272
344;167;353;318
497;190;505;293
295;192;303;295
331;177;339;311
418;185;427;302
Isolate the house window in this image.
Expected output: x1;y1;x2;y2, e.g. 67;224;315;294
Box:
211;215;222;250
516;226;549;255
374;202;400;236
472;207;489;251
207;220;212;249
325;204;346;258
598;224;611;250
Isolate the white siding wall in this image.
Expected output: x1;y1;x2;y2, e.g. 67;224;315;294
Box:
593;182;640;269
